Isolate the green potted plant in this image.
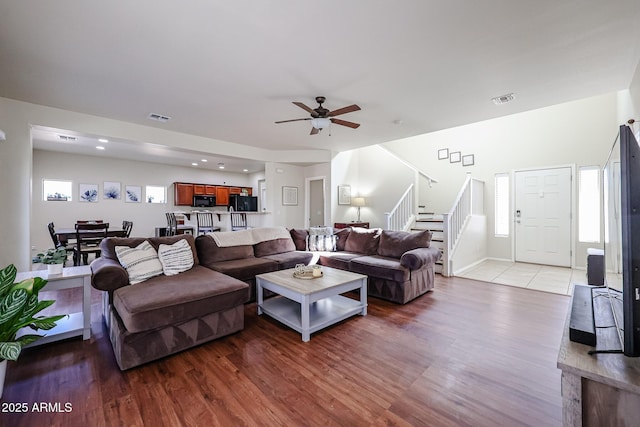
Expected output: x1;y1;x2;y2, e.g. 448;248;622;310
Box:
0;264;66;398
33;247;68;275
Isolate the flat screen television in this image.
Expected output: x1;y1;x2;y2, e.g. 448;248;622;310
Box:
603;124;640;357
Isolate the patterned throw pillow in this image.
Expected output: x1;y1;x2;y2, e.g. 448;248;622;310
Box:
115;240;164;284
158;238;194;276
306;234;337;251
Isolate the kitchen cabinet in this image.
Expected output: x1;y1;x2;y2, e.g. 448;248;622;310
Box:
205;185;217;195
215;187;230;206
193;184;205;195
229;187;242;195
174;183;194;206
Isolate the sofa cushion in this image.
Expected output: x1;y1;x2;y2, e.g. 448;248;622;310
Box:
289;229;309;251
262;251;314;269
334;228;350;251
349;255;409;283
115;241;164;285
158;238;194;276
113;266;249;333
254;237;296;257
208;257;278;282
377;229;432;259
196;235;255;264
102;235;199;265
344;227;382;255
317;251;362;271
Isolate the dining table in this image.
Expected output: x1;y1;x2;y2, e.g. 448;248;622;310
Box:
56;227;127;246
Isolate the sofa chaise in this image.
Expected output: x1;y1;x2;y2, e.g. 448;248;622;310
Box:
90;234;249;370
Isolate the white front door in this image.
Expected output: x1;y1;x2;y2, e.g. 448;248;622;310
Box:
514;167;572;266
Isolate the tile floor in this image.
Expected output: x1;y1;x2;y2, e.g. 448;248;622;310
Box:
457;259;588;296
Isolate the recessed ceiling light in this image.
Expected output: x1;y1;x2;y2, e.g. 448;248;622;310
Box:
201;159;208;162
218;162;225;169
98;138;109;143
96;146;105;150
492;93;515;105
243;169;249;172
192;162;198;166
148;113;171;123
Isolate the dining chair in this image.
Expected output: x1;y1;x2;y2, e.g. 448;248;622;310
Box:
196;212;215;235
76;220;104;224
74;222;109;265
47;222;74;263
122;220;133;237
165;213;178;236
230;213;248;231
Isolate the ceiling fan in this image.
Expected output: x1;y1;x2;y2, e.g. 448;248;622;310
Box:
275;96;361;135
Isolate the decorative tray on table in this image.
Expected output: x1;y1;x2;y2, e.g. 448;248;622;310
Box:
293;268;323;280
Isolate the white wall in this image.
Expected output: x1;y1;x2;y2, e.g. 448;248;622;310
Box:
330;146;415;228
31;149;256;253
264;162;306;229
381;92;623;267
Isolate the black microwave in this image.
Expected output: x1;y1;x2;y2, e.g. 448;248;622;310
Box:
192;195;216;207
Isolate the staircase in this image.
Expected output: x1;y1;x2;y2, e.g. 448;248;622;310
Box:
411;209;445;274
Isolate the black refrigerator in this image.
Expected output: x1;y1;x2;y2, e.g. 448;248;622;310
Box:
228;195;258;211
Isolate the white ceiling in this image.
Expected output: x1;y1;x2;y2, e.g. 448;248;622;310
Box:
2;1;640;168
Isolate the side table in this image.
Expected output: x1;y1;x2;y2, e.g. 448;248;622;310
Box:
334;222;370;229
15;265;92;346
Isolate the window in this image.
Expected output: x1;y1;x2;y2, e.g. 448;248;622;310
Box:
43;179;72;201
579;166;600;242
145;185;166;203
494;173;509;237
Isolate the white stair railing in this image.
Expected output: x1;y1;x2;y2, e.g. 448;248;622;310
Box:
385;184;415;231
442;176;484;275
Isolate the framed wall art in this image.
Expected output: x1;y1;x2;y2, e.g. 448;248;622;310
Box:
338;185;351;205
79;183;99;203
125;185;142;203
282;186;298;206
103;181;121;200
438;148;449;160
450;151;461;163
462;154;475;166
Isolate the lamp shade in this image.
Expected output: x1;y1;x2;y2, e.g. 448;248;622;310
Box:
310;117;331;129
352;197;366;207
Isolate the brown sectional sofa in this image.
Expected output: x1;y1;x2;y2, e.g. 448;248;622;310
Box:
90;226;440;370
291;227;441;304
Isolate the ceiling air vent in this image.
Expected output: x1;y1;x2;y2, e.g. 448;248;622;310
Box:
148;113;171;123
492;93;515;105
58;135;77;142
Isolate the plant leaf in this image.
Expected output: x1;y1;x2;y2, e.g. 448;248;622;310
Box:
0;264;17;298
0;289;28;325
11;278;35;294
14;294;39;326
32;277;49;294
29;314;66;330
16;334;42;347
0;341;22;361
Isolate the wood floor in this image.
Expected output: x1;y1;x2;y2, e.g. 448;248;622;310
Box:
3;275;570;427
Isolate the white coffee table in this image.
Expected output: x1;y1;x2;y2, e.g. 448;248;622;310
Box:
15;265;92;346
256;266;367;342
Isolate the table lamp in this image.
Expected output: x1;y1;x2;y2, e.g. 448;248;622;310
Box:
352;197;366;222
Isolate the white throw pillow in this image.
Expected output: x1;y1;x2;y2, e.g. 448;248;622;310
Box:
158;238;194;276
115;241;164;284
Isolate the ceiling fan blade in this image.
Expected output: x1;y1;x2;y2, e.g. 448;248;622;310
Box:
310;127;320;135
275;118;311;124
292;102;315;114
330;118;360;129
328;104;361;117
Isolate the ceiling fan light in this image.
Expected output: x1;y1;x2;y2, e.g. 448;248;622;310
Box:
311;118;331;129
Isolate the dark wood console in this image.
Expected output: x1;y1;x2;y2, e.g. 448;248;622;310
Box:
334;222;369;229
